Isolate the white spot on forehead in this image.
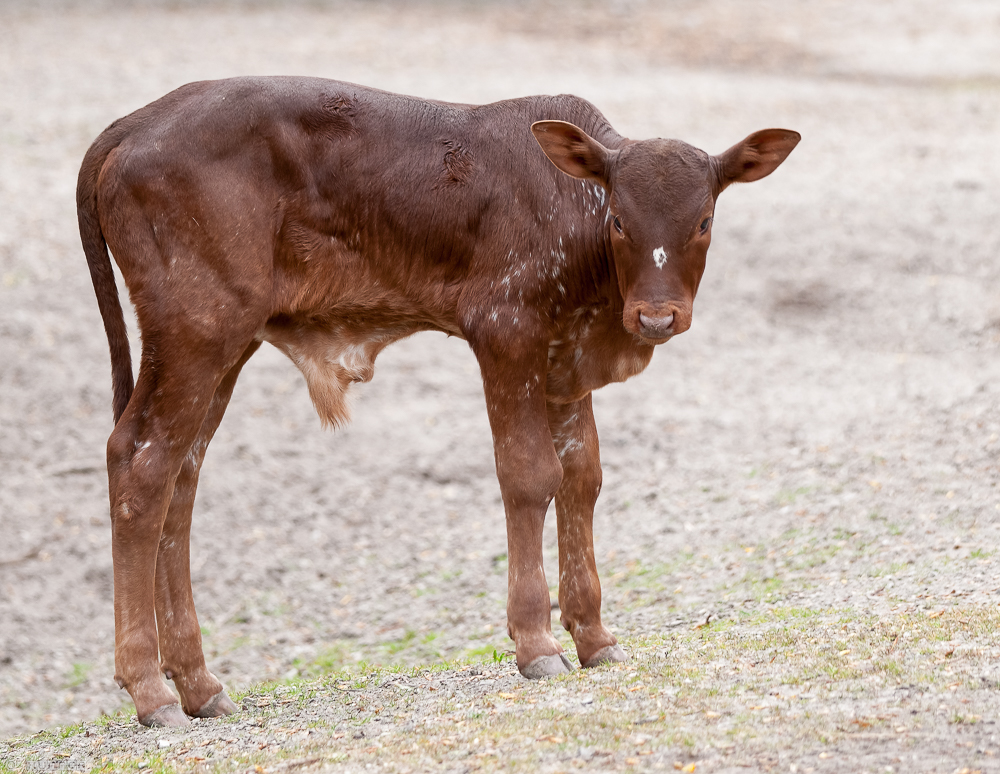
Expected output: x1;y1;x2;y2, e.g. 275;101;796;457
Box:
653;246;668;269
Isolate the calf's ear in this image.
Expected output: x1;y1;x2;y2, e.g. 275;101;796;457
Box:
714;129;800;191
531;121;616;185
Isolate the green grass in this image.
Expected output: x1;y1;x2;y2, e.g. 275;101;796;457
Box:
66;661;93;688
868;560;910;577
294;641;354;677
5;606;999;773
776;486;812;505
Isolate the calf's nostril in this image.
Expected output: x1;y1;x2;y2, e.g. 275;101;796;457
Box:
639;312;674;336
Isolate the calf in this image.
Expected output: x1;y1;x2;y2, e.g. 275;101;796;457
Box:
78;76;799;727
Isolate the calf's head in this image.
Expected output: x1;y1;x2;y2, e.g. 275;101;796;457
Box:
532;121;800;343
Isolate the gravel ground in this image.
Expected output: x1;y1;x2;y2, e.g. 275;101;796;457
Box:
1;1;1000;771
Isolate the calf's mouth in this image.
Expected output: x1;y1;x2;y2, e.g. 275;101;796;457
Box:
625;301;690;343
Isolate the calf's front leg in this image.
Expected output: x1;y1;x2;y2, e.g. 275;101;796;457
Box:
547;396;626;667
475;339;571;678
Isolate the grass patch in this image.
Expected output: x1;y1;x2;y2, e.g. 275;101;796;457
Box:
5;606;1000;773
65;661;92;688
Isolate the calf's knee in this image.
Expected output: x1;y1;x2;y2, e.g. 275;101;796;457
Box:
497;448;563;512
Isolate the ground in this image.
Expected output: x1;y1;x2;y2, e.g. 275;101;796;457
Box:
1;1;999;772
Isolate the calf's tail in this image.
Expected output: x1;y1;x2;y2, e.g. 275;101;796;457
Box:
77;125;133;424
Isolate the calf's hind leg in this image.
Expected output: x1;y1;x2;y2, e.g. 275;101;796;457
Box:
153;341;261;720
547;396;626;667
107;343;246;727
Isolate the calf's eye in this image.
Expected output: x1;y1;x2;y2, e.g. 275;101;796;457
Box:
699;217;713;234
613;215;623;234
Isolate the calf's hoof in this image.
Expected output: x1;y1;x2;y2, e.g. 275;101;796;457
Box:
582;644;628;669
140;702;190;728
520;653;573;679
191;689;239;719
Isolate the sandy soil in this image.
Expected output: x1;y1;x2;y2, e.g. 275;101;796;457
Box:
1;0;1000;769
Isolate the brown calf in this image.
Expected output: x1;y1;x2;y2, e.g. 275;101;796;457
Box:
78;77;799;727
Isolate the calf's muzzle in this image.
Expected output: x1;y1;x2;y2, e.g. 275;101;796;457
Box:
627;298;690;343
638;311;675;340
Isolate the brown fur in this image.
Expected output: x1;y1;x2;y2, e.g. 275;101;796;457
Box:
77;76;799;726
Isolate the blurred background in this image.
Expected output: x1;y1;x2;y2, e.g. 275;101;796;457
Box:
1;0;999;736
